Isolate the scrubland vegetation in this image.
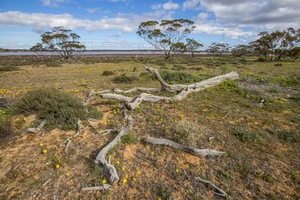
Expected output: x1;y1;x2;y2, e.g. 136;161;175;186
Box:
0;54;299;199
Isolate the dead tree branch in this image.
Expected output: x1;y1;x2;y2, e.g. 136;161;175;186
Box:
144;137;225;157
94;113;133;184
81;184;111;191
195;176;229;197
61;120;83;154
21;120;46;135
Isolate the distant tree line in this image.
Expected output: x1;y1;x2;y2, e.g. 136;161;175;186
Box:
232;28;300;61
31;21;299;61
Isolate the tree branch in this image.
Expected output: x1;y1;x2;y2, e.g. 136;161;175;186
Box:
143;137;225;157
94;113;133;184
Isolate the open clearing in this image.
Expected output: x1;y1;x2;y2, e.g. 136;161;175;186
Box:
0;55;299;199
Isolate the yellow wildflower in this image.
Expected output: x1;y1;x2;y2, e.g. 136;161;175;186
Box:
23;117;27;121
42;149;48;154
67;172;71;177
137;171;141;175
102;178;107;184
122;178;127;183
39;143;44;147
175;168;179;173
55;164;60;169
121;166;126;171
116;161;120;165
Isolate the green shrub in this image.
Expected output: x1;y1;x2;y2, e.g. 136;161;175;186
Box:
0;114;13;139
234;129;260;143
0;65;20;72
9;88;102;130
112;74;138;84
219;79;240;93
102;70;115;76
274;63;283;67
158;70;201;84
171;64;186;71
257;56;268;62
121;132;138;144
45;61;61;67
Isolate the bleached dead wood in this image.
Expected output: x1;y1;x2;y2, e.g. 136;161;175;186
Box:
144;66;239;92
61;120;83;154
99;67;239;110
94;113;133;184
195;177;229;197
21;120;46;135
81;184;111;191
144;137;225;157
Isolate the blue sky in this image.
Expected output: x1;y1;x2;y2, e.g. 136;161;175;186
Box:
0;0;299;50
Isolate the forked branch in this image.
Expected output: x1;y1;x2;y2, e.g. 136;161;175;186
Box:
94;113;133;184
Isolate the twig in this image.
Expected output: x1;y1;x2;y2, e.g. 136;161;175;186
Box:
21;120;46;135
195;176;229;197
81;184;111;191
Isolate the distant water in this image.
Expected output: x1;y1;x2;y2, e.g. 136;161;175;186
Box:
0;51;167;56
0;51;207;56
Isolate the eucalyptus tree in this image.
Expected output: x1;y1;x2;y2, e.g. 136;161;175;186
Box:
250;28;300;61
137;19;196;59
30;26;86;60
185;38;203;57
207;42;230;56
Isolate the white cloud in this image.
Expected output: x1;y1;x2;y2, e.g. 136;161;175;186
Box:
0;10;174;33
182;0;300;29
162;1;180;10
41;0;66;7
197;13;208;20
151;4;162;10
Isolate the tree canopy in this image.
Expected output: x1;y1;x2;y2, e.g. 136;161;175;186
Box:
30;26;86;60
137;19;196;59
249;27;300;61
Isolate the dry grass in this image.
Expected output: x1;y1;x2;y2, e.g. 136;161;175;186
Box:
0;55;299;199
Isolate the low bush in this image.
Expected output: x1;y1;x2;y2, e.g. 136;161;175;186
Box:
0;65;20;72
112;74;138;84
45;61;61;67
0;113;13;139
102;70;115;76
158;70;201;84
9;88;102;130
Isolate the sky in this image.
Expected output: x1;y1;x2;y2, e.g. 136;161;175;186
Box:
0;0;299;50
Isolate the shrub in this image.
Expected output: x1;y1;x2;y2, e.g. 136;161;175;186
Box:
158;71;201;84
0;65;20;72
112;74;138;84
274;63;282;67
45;61;61;67
234;129;260;143
0;114;13;139
171;64;186;71
257;56;267;62
102;70;115;76
9;88;102;130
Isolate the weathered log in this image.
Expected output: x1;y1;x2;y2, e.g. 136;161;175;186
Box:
100;67;239;110
94;113;133;184
21;120;46;135
144;137;225;157
144;66;239;92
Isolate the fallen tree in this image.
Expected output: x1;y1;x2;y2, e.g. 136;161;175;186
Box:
82;66;239;197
